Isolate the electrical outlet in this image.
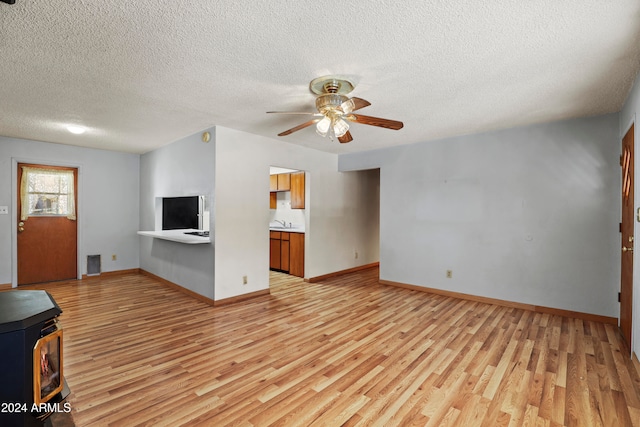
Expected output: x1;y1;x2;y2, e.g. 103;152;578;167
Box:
354;250;358;259
112;254;117;261
446;270;452;278
242;275;248;285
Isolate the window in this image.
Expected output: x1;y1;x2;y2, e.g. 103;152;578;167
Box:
20;167;76;220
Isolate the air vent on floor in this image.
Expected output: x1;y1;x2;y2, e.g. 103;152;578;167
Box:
87;255;101;276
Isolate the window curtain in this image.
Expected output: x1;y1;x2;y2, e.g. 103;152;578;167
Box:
20;167;76;221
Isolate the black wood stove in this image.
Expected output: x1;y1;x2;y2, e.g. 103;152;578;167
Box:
0;290;70;427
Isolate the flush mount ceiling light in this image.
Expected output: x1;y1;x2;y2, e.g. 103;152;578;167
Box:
67;125;86;135
267;75;403;144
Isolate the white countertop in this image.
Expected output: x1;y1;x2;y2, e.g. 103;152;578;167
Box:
137;229;211;244
269;227;305;233
269;223;305;233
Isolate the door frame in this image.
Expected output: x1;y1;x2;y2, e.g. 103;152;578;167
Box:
621;116;636;355
10;157;83;288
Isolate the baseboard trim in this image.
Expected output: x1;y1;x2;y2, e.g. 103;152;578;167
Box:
139;269;216;307
81;268;140;280
306;262;380;283
2;269;142;289
213;289;271;307
379;279;618;325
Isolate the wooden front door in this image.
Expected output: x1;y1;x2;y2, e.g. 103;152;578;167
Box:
17;164;78;285
620;124;634;353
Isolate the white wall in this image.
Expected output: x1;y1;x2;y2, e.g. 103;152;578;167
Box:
620;71;640;358
139;128;215;299
340;114;620;319
0;136;140;284
214;127;379;301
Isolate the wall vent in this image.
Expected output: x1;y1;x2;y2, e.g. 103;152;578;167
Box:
87;255;101;276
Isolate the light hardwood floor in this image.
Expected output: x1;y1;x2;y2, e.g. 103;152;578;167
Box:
21;268;640;426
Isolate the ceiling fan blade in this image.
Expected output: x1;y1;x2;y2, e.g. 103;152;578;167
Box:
278;119;320;136
338;131;353;143
349;97;371;111
346;114;404;130
267;111;321;115
340;97;371;114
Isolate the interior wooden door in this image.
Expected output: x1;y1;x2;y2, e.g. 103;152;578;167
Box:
620;124;634;354
17;164;78;285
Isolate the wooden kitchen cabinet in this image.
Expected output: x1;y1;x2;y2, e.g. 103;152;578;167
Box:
290;171;305;209
280;232;290;272
270;173;291;191
269;172;304;209
277;173;291;191
289;232;304;277
270;231;282;270
270;231;304;278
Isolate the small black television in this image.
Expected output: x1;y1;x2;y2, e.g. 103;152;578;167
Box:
162;196;203;230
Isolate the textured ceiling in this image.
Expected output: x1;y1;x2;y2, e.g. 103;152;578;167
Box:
1;1;640;154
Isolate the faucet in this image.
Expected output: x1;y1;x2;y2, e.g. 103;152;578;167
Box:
274;219;287;228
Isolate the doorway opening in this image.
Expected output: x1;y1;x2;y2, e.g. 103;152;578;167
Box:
268;167;380;288
269;166;307;282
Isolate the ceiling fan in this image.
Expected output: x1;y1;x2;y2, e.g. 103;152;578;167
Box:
267;75;403;143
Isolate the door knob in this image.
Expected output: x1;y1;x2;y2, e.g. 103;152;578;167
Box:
622;246;633;252
18;221;24;232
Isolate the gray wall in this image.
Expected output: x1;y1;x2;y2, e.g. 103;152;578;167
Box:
340;113;620;318
139;128;215;299
0;136;140;284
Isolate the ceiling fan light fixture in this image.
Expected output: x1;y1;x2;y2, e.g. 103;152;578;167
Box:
340;98;355;114
316;93;349;114
316;116;331;137
333;118;349;137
